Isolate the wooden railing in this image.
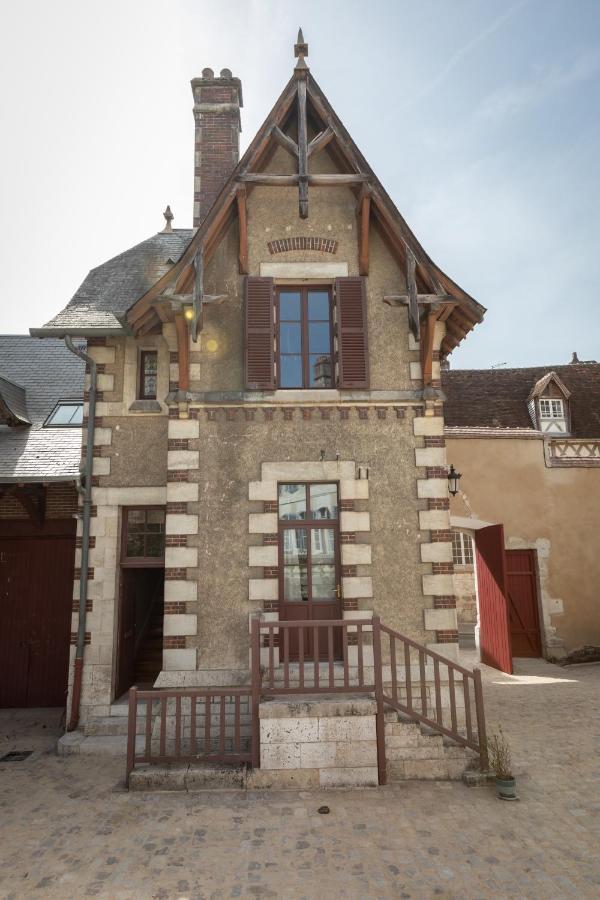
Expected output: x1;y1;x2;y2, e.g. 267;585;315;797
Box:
126;686;252;786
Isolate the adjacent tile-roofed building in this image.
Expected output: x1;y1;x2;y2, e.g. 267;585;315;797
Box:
32;230;194;335
442;363;600;439
0;336;85;481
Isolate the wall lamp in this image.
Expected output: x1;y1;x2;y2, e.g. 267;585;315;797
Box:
447;464;462;496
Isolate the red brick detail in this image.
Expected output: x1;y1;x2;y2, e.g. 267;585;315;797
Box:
90;476;100;487
283;408;294;421
169;352;179;364
168;438;190;451
70;632;91;645
301;408;312;420
189;408;199;420
95;363;106;375
433;403;444;416
169;381;178;393
87;337;107;347
90;505;97;517
245;408;256;421
168;407;179;418
74;568;94;580
72;598;93;612
340;500;355;512
206;409;218;421
263;409;274;421
338;407;350;420
263;534;278;545
262;600;279;612
226;408;237;421
432;350;441;361
432;563;454;574
413;407;424;417
83;390;103;402
340;532;356;544
263;501;278;513
167;470;189;482
342;565;357;577
164;636;186;649
376;408;387;420
427;498;449;510
433;596;457;609
267;236;338;254
76;536;96;549
436;630;459;643
426;467;448;479
164;602;187;614
342;598;358;610
320;408;331;420
424;436;446;448
166;502;187;514
430;530;453;543
165;535;188;547
394;407;406;419
165;568;187;580
263;567;279;578
357;407;369;420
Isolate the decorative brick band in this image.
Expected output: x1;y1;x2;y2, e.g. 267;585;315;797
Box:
74;568;94;580
433;596;457;609
70;632;91;645
267;236;338;254
342;598;358;610
436;630;459;643
424;436;446;448
194;406;415;423
72;598;93;612
167;470;190;483
432;563;454;574
168;439;190;451
263;500;278;513
426;467;448;479
164;636;186;649
165;535;188;547
263;599;279;612
340;532;357;544
164;602;187;614
87;337;107;347
76;536;96;549
169;351;179;364
427;498;449;510
263;533;278;545
165;568;187;580
430;530;453;542
263;567;279;578
340;500;355;512
342;565;357;577
166;502;187;514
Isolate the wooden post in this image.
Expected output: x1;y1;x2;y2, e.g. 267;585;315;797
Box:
473;668;489;771
372;616;387;785
250;617;261;769
405;244;419;341
358;188;371;275
420;310;437;386
236;188;249;275
126;686;137;788
174;313;190;391
297;78;308;218
191;248;203;342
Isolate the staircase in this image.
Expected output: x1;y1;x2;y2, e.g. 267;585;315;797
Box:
384;709;478;781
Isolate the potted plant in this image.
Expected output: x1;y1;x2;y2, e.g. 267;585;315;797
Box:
487;726;517;800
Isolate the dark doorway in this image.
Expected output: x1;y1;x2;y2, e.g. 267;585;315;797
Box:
116;567;164;697
506;549;542;657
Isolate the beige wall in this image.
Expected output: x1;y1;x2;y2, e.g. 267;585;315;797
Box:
448;437;600;655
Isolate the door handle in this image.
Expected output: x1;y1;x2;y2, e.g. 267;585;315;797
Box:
335;584;342;600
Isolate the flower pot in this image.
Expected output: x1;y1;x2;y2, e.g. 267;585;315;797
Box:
496;776;517;800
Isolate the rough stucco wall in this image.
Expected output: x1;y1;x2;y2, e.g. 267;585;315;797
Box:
103;416;168;487
448;437;600;653
185;418;426;671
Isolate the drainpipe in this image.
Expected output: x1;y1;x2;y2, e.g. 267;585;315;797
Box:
64;336;96;731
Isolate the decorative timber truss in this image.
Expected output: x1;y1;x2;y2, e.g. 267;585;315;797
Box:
126;30;485;391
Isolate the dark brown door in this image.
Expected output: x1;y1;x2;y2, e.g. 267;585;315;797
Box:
116;568;165;697
0;529;75;707
278;483;342;660
475;524;513;674
506;549;542;657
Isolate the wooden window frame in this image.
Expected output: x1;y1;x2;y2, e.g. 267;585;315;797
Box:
452;530;474;567
275;285;334;389
277;481;341;605
120;505;165;568
539;398;564;419
138;350;158;400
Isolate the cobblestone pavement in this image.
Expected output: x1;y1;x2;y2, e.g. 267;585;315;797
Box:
1;658;599;899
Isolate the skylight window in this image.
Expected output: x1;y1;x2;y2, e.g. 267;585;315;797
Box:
45;402;84;426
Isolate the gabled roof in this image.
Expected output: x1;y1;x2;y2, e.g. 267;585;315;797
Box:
0;336;85;481
528;370;571;401
31;230;193;336
443;363;600;438
0;373;30;425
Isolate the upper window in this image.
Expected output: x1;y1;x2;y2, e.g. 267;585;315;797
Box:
45;401;83;426
277;287;333;389
539;398;564;419
121;507;165;564
452;530;474;566
138;350;158;400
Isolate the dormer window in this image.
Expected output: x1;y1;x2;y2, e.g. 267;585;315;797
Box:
528;371;571;434
540;398;563;420
45;401;84;426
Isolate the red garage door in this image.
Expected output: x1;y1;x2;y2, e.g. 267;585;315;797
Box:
0;522;75;707
506;549;542;657
475;524;513;674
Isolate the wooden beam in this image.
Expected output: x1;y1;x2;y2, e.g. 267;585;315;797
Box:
174;313;190;391
236;172;370;186
307;125;334;158
420;311;437;386
297;78;308;218
191;248;203;342
237;173;299;185
309;173;369;185
405;244;419;341
358;188;371;276
384;293;454;305
271;125;298;158
236;188;248;275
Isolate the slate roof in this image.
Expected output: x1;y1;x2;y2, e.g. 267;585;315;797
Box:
33;230;194;333
0;373;31;425
443;364;600;438
0;336;85;481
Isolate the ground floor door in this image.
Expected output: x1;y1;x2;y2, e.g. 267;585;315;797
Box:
278;482;342;661
0;521;76;707
116;567;164;697
506;549;542;657
475;524;513;674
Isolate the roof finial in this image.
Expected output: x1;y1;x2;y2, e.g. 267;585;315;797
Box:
162;205;174;234
294;27;309;71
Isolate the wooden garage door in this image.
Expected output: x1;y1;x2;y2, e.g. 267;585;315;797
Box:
475;524;513;674
506;549;542;657
0;526;75;707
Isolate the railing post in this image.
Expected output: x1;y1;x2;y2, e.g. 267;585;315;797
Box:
126;686;137;788
372;615;387;786
473;668;488;771
250;616;261;770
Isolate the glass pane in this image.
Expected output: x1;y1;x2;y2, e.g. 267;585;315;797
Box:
311;528;335;564
308;291;330;320
280;355;303;388
279;323;302;354
284;564;309;602
147;509;165;526
283;528;308;564
144;375;157;397
145;533;164;557
310;484;338;520
126;534;145;557
309;354;332;388
279;292;301;320
312;564;336;601
308;322;331;354
279;484;306;520
144;353;157;374
69;404;84;425
127;510;146;531
48;403;82;425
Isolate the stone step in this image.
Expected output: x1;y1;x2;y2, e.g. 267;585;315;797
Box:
129;764;247;792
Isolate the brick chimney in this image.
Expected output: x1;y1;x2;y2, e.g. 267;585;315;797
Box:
191;68;243;227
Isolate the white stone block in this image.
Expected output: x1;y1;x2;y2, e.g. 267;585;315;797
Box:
420;542;453;563
93;457;111;476
340;511;370;533
249;579;278;601
262;461;355;482
165;514;198;535
318;717;375;742
408;332;420;351
334;740;378;768
261;718;319;744
164;614;198;636
89;346;115;364
163;649;197;671
419;510;450;531
168;419;199;439
339;479;369;500
410;362;423;381
413;416;444;437
422;574;455;596
93;427;112;446
97;373;114;392
166;482;199;502
260;261;349;279
417;478;448;499
342;576;373;599
248;481;278;501
424;608;457;632
167;450;199;470
248;513;278;534
165;547;198;568
415;447;446;467
319;766;378;787
300;741;337;769
102;486;166;506
249;545;278;567
164;581;197;603
341;543;372;566
260;742;301;770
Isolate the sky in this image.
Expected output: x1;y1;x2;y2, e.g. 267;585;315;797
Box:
0;0;599;368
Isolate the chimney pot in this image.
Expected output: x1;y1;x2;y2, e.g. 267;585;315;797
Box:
201;67;214;78
220;68;232;77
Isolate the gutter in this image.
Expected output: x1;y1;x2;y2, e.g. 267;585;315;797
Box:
30;327;127;338
63;336;96;731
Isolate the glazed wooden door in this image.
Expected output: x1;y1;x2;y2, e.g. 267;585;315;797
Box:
278;483;342;660
506;549;542;657
475;524;513;674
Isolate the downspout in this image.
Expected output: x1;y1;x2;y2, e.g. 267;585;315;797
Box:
64;335;96;731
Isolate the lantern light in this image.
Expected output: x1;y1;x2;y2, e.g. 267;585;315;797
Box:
447;464;462;497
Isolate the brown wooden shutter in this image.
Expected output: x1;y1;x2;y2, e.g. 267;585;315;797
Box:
335;276;369;389
245;276;275;390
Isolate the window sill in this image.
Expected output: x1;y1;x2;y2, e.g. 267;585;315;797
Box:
128;400;163;414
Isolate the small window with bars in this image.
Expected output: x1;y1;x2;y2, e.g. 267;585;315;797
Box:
452;530;474;566
539;398;564;419
138;350;158;400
